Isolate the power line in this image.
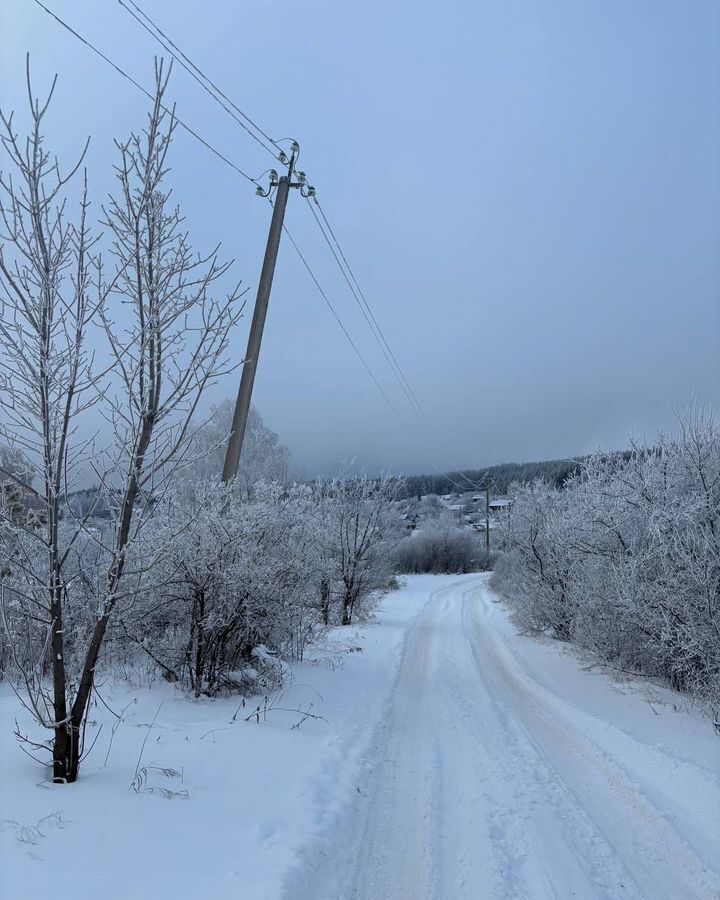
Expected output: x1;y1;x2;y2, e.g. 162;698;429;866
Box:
118;0;281;162
310;196;429;421
32;0;403;428
32;0;481;476
117;0;426;430
304;196;426;422
115;0;428;432
279;220;405;424
304;195;485;493
120;0;279;150
31;0;258;184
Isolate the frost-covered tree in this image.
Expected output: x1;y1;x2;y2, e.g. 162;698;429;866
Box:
0;447;35;527
186;398;289;495
0;61;111;781
490;481;581;639
0;63;243;781
492;405;720;708
124;470;404;694
322;472;402;625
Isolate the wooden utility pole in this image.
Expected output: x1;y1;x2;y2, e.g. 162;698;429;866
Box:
485;480;492;554
222;144;311;483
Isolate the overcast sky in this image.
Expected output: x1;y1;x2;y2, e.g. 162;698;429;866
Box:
2;0;719;477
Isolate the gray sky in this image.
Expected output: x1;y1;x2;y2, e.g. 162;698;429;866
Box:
2;0;719;476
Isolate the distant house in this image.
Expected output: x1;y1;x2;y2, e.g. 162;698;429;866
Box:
489;498;512;514
403;512;421;530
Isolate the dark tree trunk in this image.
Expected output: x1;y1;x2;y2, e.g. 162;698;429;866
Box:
320;577;330;626
48;485;71;781
62;417;154;781
193;588;206;698
50;582;70;782
66;611;112;781
341;586;354;626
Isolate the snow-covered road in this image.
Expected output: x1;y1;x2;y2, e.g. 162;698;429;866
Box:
3;574;718;900
298;575;720;900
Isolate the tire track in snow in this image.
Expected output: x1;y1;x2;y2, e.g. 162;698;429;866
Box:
437;588;632;899
337;580;460;900
297;575;720;900
461;579;720;900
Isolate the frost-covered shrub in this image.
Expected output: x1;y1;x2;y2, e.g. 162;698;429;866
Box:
123;479;333;695
395;524;492;574
118;472;402;695
1;464;403;700
489;482;580;639
492;406;720;707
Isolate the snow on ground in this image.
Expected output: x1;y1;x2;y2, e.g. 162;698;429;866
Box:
289;575;720;900
0;578;435;900
2;574;719;900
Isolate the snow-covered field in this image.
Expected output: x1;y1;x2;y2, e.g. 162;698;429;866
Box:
2;575;719;899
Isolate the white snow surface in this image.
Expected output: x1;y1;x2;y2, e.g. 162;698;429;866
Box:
2;574;719;899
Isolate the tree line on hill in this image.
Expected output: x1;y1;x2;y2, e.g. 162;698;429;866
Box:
398;457;585;499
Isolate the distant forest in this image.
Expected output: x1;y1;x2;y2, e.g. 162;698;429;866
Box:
399;458;584;499
398;450;642;499
67;455;630;507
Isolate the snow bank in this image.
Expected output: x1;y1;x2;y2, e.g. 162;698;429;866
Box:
0;577;436;900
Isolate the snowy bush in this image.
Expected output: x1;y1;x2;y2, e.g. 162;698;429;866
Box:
491;406;720;708
395;523;495;574
318;473;404;625
120;479;333;696
110;472;403;696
